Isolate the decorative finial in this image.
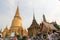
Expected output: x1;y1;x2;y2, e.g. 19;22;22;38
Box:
33;9;35;20
17;0;20;7
43;14;46;22
14;0;20;17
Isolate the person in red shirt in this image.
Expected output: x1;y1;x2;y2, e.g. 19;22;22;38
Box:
13;36;17;40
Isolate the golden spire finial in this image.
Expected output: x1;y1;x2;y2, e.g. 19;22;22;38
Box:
15;0;20;17
15;7;20;17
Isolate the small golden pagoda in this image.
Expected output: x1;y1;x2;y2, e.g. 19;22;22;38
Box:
2;26;9;38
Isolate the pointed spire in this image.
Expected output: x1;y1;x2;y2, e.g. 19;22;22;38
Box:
33;9;35;20
33;13;35;20
5;26;8;30
32;10;37;24
15;6;20;17
15;0;20;17
43;14;46;22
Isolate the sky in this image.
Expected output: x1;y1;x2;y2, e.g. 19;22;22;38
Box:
0;0;60;30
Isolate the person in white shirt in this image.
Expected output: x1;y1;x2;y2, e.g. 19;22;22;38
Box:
47;31;53;40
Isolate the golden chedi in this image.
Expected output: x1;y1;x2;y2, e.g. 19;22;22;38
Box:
10;6;23;36
2;6;28;38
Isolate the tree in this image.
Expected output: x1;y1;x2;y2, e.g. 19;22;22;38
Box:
15;32;22;40
22;36;27;40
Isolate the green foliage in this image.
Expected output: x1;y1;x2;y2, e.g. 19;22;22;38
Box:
22;36;27;40
14;32;22;40
16;35;20;40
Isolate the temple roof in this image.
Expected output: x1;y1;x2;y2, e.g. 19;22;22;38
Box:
40;15;58;31
28;13;39;29
43;21;57;30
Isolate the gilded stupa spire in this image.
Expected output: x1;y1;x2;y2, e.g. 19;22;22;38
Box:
2;0;28;37
15;6;20;17
14;0;20;18
11;0;22;27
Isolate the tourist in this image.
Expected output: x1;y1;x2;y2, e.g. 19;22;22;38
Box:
27;36;31;40
47;32;53;40
0;37;3;40
30;36;36;40
36;32;41;40
13;36;18;40
52;30;59;40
